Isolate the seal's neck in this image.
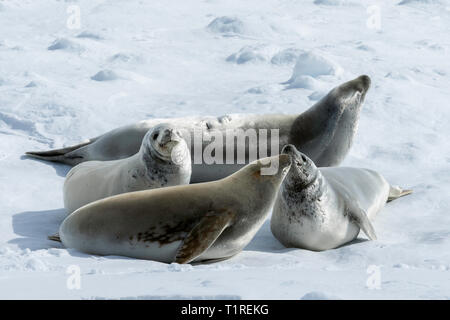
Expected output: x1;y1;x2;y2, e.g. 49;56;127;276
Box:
289;93;345;157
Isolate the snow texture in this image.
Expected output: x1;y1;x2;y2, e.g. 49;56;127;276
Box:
0;0;449;299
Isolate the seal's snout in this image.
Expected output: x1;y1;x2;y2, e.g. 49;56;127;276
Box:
282;144;310;167
336;75;371;103
159;128;181;146
355;74;371;93
281;144;296;155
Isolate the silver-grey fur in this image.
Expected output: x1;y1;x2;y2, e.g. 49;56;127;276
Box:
27;75;370;182
271;145;412;251
58;154;291;263
63;124;191;213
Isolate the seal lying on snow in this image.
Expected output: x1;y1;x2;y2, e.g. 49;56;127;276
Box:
27;75;371;182
53;154;291;263
63;124;191;214
271;145;412;251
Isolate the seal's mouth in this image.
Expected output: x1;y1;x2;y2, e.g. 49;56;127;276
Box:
158;139;181;150
281;145;317;179
152;139;181;160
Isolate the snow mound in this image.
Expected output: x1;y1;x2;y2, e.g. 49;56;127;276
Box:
314;0;357;5
271;48;302;65
290;51;343;77
25;258;48;271
24;81;38;88
415;40;444;51
91;70;120;81
356;44;374;52
109;53;142;64
47;38;82;52
207;15;307;39
247;86;267;94
301;291;341;300
226;44;279;64
91;294;242;300
0;112;41;137
284;51;343;89
76;31;104;41
207;16;246;35
287;75;323;90
398;0;441;5
393;263;411;269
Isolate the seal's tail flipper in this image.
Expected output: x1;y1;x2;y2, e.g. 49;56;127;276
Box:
48;232;61;242
25;140;94;165
388;186;413;202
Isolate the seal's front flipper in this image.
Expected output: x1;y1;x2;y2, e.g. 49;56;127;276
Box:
347;203;377;240
388;186;413;202
175;211;235;264
48;232;61;242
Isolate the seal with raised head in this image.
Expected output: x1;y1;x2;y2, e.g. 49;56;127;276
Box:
55;154;291;263
63;123;191;214
27;75;371;182
271;144;412;251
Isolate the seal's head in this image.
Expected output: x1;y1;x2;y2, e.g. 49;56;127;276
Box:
330;74;371;112
281;144;318;189
142;124;189;165
230;154;291;198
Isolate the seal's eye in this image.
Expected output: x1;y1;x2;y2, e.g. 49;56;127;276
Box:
301;155;307;162
152;133;159;140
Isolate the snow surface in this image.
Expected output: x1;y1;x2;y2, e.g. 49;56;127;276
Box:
0;0;449;299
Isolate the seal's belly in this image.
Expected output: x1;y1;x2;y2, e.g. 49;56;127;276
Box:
321;167;390;220
272;193;360;251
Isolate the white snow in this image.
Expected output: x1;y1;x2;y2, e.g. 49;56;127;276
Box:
0;0;450;299
226;44;281;64
207;16;246;35
284;51;343;90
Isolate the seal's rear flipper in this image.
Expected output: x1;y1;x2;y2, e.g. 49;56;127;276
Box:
48;232;61;242
347;202;377;240
388;186;413;202
175;211;235;264
25;140;94;165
